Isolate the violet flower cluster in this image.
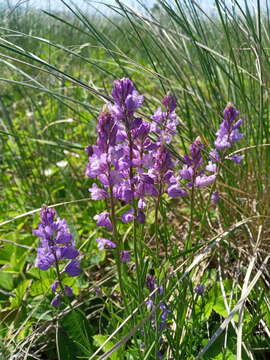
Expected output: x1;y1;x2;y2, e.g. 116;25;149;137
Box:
179;103;244;203
33;207;81;307
86;78;186;257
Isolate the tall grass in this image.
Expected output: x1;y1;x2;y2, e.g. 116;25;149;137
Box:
0;1;269;359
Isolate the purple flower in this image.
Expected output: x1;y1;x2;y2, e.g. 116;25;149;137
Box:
209;149;220;162
161;94;177;112
205;161;217;173
167;184;187;198
215;104;244;151
121;208;135;223
159;303;170;329
61;246;79;259
151;96;178;144
51;280;59;292
96;111;118;151
227;154;244;163
112;78;135;105
95;238;117;251
51;294;61;307
33;207;80;277
195;174;216;187
94;211;113;231
111;78;143;127
120;250;131;263
194;284;205;295
211;191;220;205
146;274;156;292
88;183;108;200
136;210;146;224
64;285;74;297
65;259;82;277
180;165;193;180
145;298;154;311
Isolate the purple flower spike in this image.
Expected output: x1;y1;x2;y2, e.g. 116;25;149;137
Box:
51;295;61;307
96;238;117;251
120;250;131;263
112;78;135;105
40;207;56;226
65;259;82;277
111;78;143;127
94;211;113;231
33;206;80;283
215;104;244;151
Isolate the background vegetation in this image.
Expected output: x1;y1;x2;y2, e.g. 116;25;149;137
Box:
0;0;269;359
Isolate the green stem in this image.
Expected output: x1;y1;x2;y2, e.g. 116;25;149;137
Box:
108;184;127;307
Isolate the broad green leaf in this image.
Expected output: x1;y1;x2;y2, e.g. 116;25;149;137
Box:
0;271;13;291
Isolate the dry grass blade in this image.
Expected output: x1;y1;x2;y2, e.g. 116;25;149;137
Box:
0;198;90;227
237;225;262;359
196;255;269;359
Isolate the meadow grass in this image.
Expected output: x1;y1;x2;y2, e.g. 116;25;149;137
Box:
0;1;269;359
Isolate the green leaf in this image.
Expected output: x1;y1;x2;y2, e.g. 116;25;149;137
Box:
93;334;120;360
0;271;13;291
58;309;93;358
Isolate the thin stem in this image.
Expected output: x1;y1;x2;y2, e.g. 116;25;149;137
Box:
128;133;142;301
108;182;127;307
185;183;195;252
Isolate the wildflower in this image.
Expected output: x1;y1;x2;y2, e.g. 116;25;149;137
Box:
51;295;61;307
194;284;205;295
180;139;216;188
111;78;144;128
167;184;187;198
136;210;146;224
151;95;178;144
120;250;131;263
211;191;220;205
34;208;78;269
227;154;244;163
94;211;113;231
88;183;108;200
121;208;135;223
146;274;157;292
159;303;170;329
64;285;74;297
195;174;216;187
145;299;154;310
215;104;244;150
65;259;82;277
95;238;117;251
